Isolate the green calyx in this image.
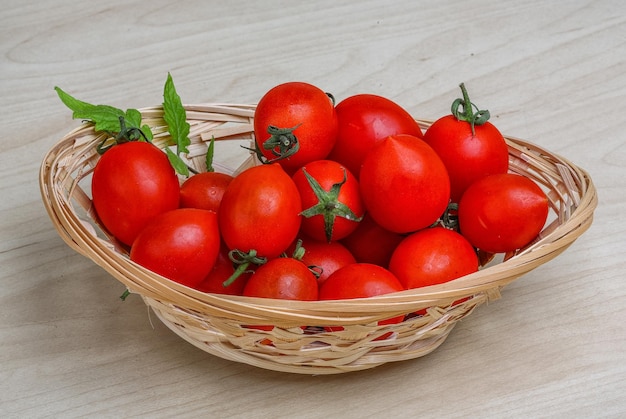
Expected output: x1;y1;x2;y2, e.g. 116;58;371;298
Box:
299;167;363;242
451;83;490;136
222;249;267;288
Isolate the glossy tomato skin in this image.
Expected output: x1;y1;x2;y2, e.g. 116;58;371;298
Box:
179;172;234;212
92;141;180;246
243;257;319;301
129;208;220;288
218;163;302;259
359;134;450;234
389;227;478;289
319;263;404;300
289;236;356;285
196;245;251;295
458;173;550;253
292;160;364;242
327;94;423;179
339;213;404;268
253;82;338;174
423;115;509;203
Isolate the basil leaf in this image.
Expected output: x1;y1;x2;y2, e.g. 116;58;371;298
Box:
54;86;153;141
165;148;190;177
162;73;191;157
55;86;125;133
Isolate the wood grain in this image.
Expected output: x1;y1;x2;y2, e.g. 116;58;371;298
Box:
1;0;624;417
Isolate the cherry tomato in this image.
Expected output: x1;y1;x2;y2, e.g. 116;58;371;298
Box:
319;263;404;300
289;236;356;285
179;171;234;212
339;214;405;268
327;94;423;179
253;82;338;174
458;173;550;253
243;257;319;301
129;208;220;288
196;245;251;295
423;84;509;203
91;141;180;246
389;227;478;289
218;163;302;259
292;160;364;242
359;134;450;234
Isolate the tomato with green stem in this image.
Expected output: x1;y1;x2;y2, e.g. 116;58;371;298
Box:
252;82;338;174
218;163;302;286
289;236;356;286
423;83;509;203
292;160;364;242
179;137;233;212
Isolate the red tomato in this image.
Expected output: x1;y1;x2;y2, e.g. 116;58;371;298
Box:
196;245;251;295
458;173;550;253
289;237;356;285
319;263;404;300
129;208;220;288
389;227;478;289
340;214;405;268
243;257;319;301
292;160;364;242
218;163;302;259
327;94;423;179
359;134;450;234
253;82;338;174
92;141;180;246
179;172;233;212
423;84;509;203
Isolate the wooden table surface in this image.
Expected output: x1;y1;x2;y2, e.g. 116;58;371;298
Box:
2;0;624;417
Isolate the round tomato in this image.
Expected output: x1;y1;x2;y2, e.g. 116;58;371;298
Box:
243;257;319;301
319;263;404;300
359;134;450;234
196;245;251;295
327;94;423;179
389;227;478;289
92;141;180;246
179;171;233;212
458;173;550;253
289;236;356;285
339;213;405;268
423;84;509;203
218;163;302;260
129;208;220;288
253;81;338;174
292;160;364;242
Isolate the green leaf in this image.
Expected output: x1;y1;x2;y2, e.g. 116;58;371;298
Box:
205;136;215;172
55;86;126;133
165;148;190;177
54;86;154;142
163;73;191;157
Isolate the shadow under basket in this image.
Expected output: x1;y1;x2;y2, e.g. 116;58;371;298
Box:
39;103;598;375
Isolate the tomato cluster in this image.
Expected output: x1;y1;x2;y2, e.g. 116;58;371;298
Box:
90;81;550;315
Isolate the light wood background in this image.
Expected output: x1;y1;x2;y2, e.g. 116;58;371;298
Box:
1;0;624;417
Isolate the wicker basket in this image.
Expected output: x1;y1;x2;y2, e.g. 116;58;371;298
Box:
39;103;597;374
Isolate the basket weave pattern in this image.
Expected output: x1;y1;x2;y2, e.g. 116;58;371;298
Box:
39;104;597;374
